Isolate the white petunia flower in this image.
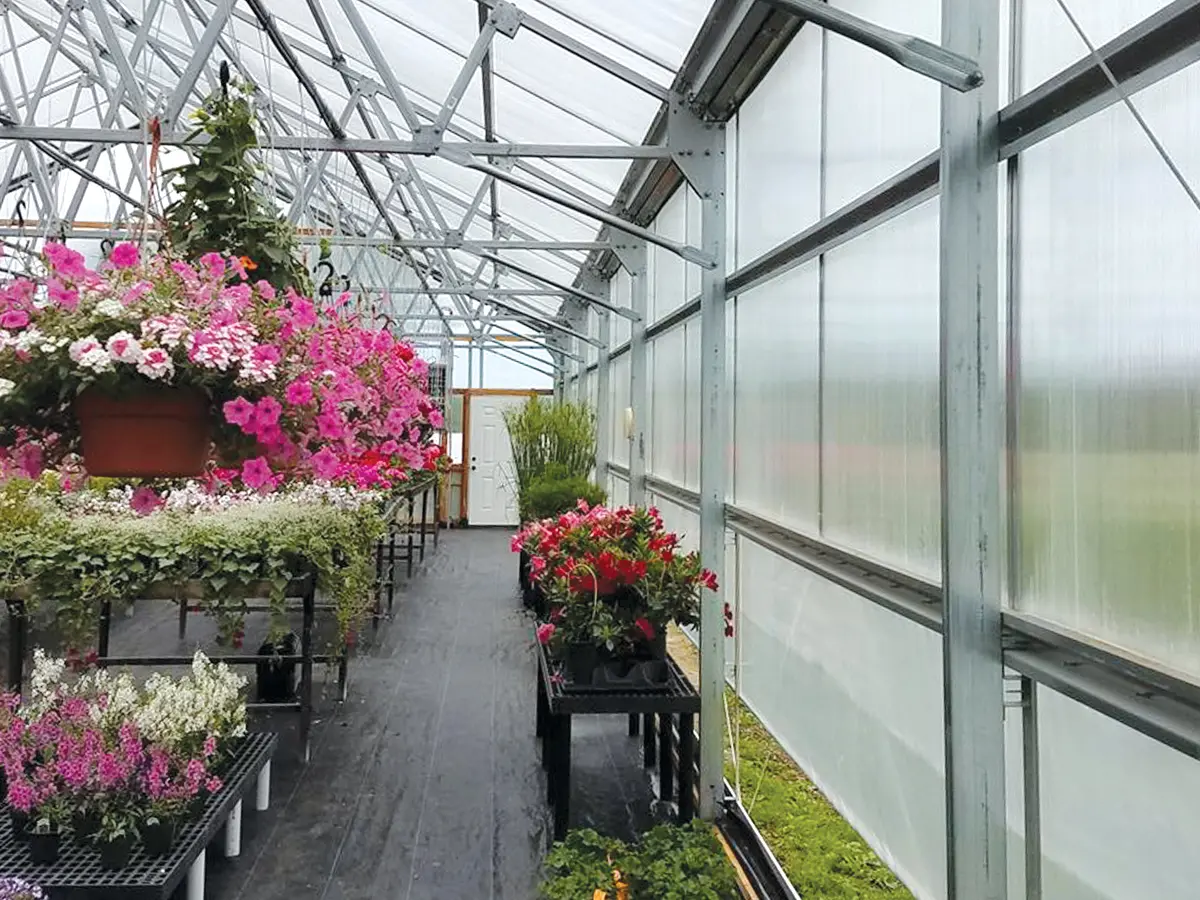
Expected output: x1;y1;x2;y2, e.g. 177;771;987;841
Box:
105;330;143;364
0;378;13;398
93;298;126;318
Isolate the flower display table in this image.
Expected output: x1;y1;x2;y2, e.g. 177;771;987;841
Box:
0;731;276;900
374;479;437;626
6;578;322;760
534;637;701;840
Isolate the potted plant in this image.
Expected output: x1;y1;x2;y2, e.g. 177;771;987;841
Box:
26;801;69;865
518;505;718;689
95;801;139;870
71;796;100;846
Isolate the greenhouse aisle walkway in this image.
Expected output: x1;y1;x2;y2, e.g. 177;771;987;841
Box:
192;528;652;900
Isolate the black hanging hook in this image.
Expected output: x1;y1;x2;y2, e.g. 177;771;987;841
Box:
219;61;231;99
13;200;24;231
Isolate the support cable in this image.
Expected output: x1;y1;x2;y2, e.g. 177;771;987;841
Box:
1052;0;1200;215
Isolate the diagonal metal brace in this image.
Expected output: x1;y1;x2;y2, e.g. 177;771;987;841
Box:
762;0;983;91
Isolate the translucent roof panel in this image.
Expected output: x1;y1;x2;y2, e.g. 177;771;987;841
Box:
0;0;715;348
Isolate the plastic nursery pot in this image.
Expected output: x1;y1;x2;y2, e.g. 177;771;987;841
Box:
26;828;62;865
141;818;176;857
9;808;30;842
72;808;100;845
97;833;136;871
563;643;601;686
255;633;299;703
519;549;530;590
74;385;212;477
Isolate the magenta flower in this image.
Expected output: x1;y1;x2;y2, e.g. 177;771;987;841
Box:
7;779;36;812
241;456;275;492
536;623;556;645
109;242;140;269
199;252;226;280
47;278;79;311
0;310;28;330
42;242;87;279
252;397;282;430
223;397;256;428
310;447;341;480
284;380;314;407
129;486;164;516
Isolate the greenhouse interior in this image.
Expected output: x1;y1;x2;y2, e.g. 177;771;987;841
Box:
0;0;1194;898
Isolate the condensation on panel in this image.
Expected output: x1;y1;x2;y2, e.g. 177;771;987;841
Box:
684;318;701;491
822;200;941;581
611;355;631;467
734;24;823;266
652;190;688;323
733;263;820;531
649;328;687;483
1020;0;1175;94
1035;687;1200;899
824;0;940;212
1016;68;1200;676
733;539;945;899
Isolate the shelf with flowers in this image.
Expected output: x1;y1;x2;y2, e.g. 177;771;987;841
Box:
513;504;723;691
0;649;250;869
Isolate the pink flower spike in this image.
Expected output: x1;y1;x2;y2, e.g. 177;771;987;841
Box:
109;241;140;269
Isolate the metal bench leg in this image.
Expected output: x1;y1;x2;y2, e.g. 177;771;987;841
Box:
387;531;397;612
223;800;242;858
256;761;272;811
643;713;657;768
178;593;188;641
187;848;206;900
551;714;572;840
678;713;696;822
338;651;349;702
628;714;640;737
658;713;674;802
300;586;315;763
373;540;384;631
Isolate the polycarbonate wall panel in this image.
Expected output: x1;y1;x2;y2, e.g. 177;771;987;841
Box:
1035;687;1200;899
734;539;945;898
609;473;629;507
651;190;688;323
612;270;634;346
732;263;821;532
648;329;687;484
684;319;701;491
1020;0;1177;93
610;355;631;467
824;0;941;211
734;24;823;266
1015;67;1200;677
822;200;941;581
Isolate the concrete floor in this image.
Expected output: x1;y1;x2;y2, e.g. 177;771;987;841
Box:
7;529;655;900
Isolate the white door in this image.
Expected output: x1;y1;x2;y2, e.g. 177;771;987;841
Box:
467;394;525;526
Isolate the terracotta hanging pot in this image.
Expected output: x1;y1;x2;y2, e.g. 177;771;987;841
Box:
75;385;212;477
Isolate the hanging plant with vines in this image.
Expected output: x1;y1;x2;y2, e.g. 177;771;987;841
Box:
164;65;311;293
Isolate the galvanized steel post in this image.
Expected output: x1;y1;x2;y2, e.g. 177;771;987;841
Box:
939;0;1007;896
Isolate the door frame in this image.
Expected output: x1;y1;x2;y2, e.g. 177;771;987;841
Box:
456;388;551;523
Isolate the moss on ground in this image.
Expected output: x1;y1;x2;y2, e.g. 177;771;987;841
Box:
668;629;915;900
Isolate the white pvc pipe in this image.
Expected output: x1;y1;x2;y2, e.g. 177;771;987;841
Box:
224;800;242;858
187;848;206;900
256;761;271;811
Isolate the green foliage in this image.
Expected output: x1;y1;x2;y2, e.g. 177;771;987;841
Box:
521;464;606;522
0;486;383;651
725;696;913;899
503;396;596;516
164;75;310;293
540;822;739;900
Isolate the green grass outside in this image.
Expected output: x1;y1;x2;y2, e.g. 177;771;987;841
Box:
669;632;915;900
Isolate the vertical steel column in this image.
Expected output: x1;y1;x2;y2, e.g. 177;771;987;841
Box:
1021;676;1042;899
614;240;649;506
670;93;728;821
939;0;1006;895
595;307;613;483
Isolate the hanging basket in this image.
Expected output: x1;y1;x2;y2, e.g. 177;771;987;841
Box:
75;385;212;477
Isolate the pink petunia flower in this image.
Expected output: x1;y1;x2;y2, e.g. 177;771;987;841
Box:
199;252;226;280
109;242;140;269
47;277;80;311
0;310;28;330
223;397;256;428
241;456;275;492
252;396;282;430
310;447;341;480
284;380;314;406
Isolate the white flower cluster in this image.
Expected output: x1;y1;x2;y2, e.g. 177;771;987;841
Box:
0;378;13;398
0;327;69;356
135;652;247;746
25;649;246;748
55;481;384;518
67;331;175;381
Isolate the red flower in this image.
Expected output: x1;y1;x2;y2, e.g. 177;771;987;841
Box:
700;569;719;592
536;622;556;645
634;618;656;641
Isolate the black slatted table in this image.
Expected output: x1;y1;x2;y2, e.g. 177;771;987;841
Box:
0;732;276;900
534;639;702;839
